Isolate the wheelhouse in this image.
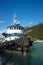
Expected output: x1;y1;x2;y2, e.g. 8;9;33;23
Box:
7;24;24;30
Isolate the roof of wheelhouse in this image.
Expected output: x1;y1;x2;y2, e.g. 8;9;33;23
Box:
7;24;24;29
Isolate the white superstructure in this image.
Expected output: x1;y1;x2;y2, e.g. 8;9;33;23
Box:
2;15;25;41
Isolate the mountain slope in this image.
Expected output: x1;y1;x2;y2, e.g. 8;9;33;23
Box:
24;23;43;40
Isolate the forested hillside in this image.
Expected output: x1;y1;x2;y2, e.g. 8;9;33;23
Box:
24;23;43;40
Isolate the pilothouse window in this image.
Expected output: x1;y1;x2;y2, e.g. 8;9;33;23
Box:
10;27;13;30
19;27;20;30
17;27;18;29
10;27;11;29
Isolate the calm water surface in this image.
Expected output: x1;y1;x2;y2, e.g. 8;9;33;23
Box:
0;42;43;65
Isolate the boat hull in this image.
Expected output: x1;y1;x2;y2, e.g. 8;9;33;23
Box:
2;37;33;52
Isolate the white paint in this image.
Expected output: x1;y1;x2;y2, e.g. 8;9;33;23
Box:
5;36;20;41
6;28;23;34
3;28;23;41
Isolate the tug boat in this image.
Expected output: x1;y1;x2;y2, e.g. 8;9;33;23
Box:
2;15;33;52
2;15;25;42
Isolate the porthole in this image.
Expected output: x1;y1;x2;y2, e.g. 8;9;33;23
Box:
9;38;11;40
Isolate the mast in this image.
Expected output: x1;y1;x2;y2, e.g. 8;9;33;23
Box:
13;14;17;24
13;14;20;25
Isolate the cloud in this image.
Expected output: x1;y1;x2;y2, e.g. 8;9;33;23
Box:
0;21;5;24
27;22;34;27
0;30;6;34
28;22;33;25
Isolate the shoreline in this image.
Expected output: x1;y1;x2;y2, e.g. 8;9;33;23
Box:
34;40;43;43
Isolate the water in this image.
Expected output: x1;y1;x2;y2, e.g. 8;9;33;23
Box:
0;42;43;65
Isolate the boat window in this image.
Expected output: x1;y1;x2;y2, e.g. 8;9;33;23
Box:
15;38;16;40
17;27;18;29
10;27;13;30
14;27;15;29
14;27;16;29
18;27;19;29
11;27;12;30
19;27;20;30
21;27;22;29
10;27;11;29
13;27;14;29
9;38;11;40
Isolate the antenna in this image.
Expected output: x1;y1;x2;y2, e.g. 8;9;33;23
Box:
13;14;17;24
13;14;20;25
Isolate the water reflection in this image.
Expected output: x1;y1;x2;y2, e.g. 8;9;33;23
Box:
0;57;2;65
0;42;43;65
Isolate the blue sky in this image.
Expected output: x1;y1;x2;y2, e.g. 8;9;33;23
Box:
0;0;43;37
